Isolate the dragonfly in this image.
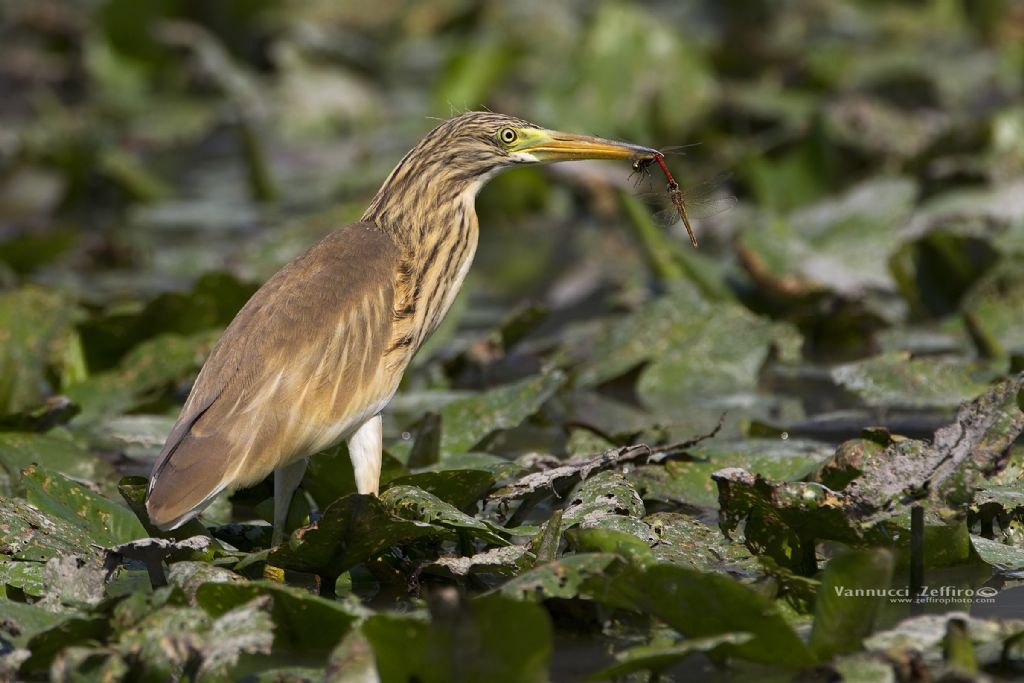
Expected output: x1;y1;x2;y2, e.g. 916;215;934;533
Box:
630;150;736;248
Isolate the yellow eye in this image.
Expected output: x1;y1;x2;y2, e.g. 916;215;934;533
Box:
498;127;518;144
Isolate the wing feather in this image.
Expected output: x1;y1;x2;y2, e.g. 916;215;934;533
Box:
146;222;401;529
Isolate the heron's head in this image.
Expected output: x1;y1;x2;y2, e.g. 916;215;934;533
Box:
420;111;659;177
364;112;659;226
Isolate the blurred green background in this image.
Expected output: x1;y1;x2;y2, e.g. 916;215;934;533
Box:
2;1;1024;680
6;0;1024;464
3;0;1024;471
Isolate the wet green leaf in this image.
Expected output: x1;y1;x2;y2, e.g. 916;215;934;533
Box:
197;581;358;654
586;563;816;667
23;465;145;547
362;593;552;683
561;471;645;528
970;535;1024;573
810;549;895;658
268;494;438;578
438;371;563;457
500;554;622;602
0;287;79;414
0;559;47;597
589;633;754;681
382;469;494;511
380;485;509;546
645;512;756;573
832;352;997;409
66;331;219;422
0;432;114;497
629;438;831;509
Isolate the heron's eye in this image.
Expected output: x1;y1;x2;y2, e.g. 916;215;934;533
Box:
498;127;518;145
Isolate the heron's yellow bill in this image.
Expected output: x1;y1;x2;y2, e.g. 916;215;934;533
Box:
513;129;660;163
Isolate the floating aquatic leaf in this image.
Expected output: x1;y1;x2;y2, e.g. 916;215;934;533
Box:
362;592;552;683
382;469;495;511
268;493;439;579
66;331;219;423
586;563;816;667
809;549;894;659
561;471;645;528
437;371;564;458
0;432;114;497
422;545;532;579
197;581;358;655
589;633;753;681
832;352;998;409
628;438;831;509
23;465;145;547
0;287;79;415
969;535;1024;574
380;485;509;546
500;554;622;602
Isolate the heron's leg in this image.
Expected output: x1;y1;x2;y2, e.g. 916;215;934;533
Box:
272;457;308;546
348;414;383;495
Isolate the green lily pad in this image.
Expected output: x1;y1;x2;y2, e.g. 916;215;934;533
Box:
810;549;895;658
628;438;832;509
970;535;1024;573
863;613;1024;666
115;599;273;680
0;558;47;597
737;177;917;302
47;646;129;682
66;331;219;423
436;371;563;458
362;593;552;683
585;563;816;667
417;452;526;481
961;255;1024;355
0;496;95;563
831;352;997;409
380;485;509;546
500;553;622;602
93;414;175;459
574;290;800;408
303;444;408;512
645;512;756;573
589;633;754;681
561;471;645;528
23;465;145;547
197;581;358;654
422;545;533;579
567;527;654;565
974;484;1024;514
0;431;114;497
842;372;1024;518
79;271;254;371
325;628;378;683
382;469;495;511
268;493;439;578
0;286;79;415
167;560;245;600
20;615;109;676
0;600;65;648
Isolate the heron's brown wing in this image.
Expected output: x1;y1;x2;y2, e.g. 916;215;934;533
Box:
146;222;401;529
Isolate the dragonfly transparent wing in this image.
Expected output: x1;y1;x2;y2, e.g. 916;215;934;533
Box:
636;172;737;226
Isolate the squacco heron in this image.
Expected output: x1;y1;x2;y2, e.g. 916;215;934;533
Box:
145;112;659;542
